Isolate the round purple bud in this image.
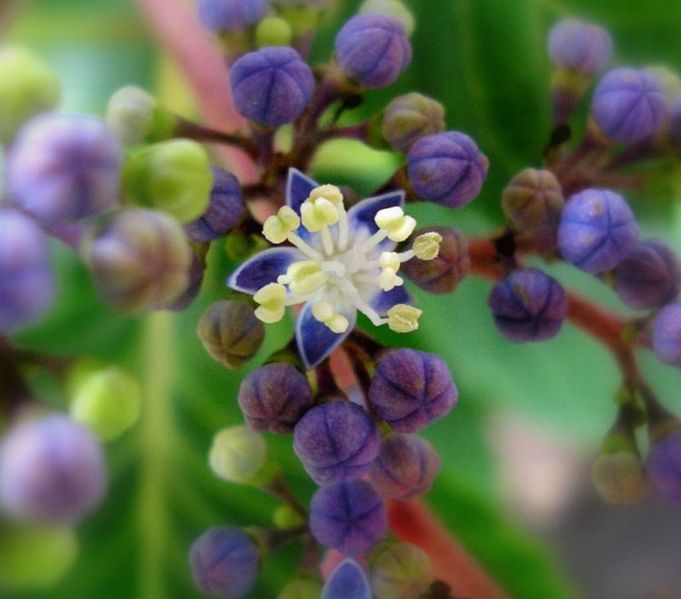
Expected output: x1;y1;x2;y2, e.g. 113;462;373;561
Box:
335;14;412;89
613;239;681;310
502;168;564;235
197;0;268;33
368;433;441;501
558;188;640;273
7;114;122;223
0;210;55;333
548;19;612;75
652;300;681;367
488;268;568;342
407;131;489;208
322;558;372;599
309;480;387;555
402;227;470;294
189;527;260;598
368;349;458;433
238;363;314;434
647;431;681;502
185;168;244;243
293;400;380;485
591;68;668;143
0;415;107;524
230;47;315;127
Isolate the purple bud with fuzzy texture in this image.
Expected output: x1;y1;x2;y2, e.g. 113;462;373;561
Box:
647;431;681;502
230;47;315;127
0;415;107;524
548;19;612;74
407;131;489;208
7;114;122;223
189;527;260;598
185;168;244;243
488;268;567;342
652;300;681;367
238;363;314;434
294;401;380;485
0;209;55;333
310;480;387;555
322;558;372;599
592;68;668;143
402;227;470;294
614;239;681;310
369;433;441;500
368;349;458;433
558;188;639;273
335;14;411;89
197;0;268;33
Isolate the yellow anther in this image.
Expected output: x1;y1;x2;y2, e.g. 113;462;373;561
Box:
301;196;339;232
374;206;416;242
286;261;328;295
387;304;422;333
413;232;442;260
312;300;349;334
307;184;344;207
379;268;403;292
263;206;300;244
253;283;286;323
380;251;401;271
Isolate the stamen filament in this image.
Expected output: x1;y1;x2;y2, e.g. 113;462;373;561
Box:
320;226;335;256
288;233;324;261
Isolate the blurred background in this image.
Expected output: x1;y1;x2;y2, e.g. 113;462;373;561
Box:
3;0;681;597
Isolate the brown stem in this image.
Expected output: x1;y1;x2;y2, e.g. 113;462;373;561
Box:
265;474;308;520
176;119;259;158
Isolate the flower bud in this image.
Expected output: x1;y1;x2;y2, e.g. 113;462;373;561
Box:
255;17;293;48
238;363;314;434
230;47;315;127
592;451;648;505
368;349;458;433
407;131;488;208
197;300;265;368
370;542;432;599
0;415;107;524
208;426;273;486
502;168;564;234
189;527;260;598
69;366;142;442
359;0;415;37
272;505;305;529
0;210;55;333
7;114;122;223
335;14;412;89
652;301;681;367
323;558;372;599
85;209;193;312
402;227;470;294
0;46;60;143
548;19;612;75
278;578;323;599
197;0;268;33
293;400;380;485
646;431;681;502
381;93;445;154
123;139;212;223
310;480;387;555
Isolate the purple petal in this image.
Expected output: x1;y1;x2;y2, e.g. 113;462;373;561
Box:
371;285;412;315
348;190;406;240
286;168;319;215
322;559;372;599
296;302;355;370
227;247;303;294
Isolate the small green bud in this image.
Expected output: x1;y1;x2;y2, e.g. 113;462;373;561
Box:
382;93;445;154
106;86;177;146
0;525;78;592
69;366;142;441
209;426;276;486
645;65;681;103
273;505;305;529
360;0;415;36
0;46;60;143
370;542;432;599
255;17;293;48
591;451;649;505
277;578;323;599
123;139;212;223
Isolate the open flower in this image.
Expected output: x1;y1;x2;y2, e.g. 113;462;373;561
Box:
228;169;438;369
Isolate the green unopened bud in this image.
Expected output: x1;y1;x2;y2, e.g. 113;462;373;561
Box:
209;426;276;486
645;65;681;103
197;300;265;368
381;93;445;154
255;17;293;48
0;525;78;592
106;86;176;146
273;505;305;529
0;46;60;143
277;578;323;599
591;451;649;505
123;139;212;223
69;366;142;441
360;0;415;36
370;542;432;599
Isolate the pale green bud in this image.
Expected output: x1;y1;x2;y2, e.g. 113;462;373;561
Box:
255;17;293;48
370;542;432;599
272;505;305;529
106;86;177;146
277;578;323;599
209;426;276;486
360;0;415;36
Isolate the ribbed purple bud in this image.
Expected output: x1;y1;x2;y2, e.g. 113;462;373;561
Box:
647;431;681;502
652;300;681;367
185;168;244;243
488;268;567;342
309;480;387;555
0;415;107;524
0;210;55;333
558;188;640;273
368;349;458;433
381;93;445;154
238;363;314;433
322;558;372;599
502;168;564;235
230;47;315;127
293;400;380;485
189;527;260;598
548;19;612;74
407;131;489;208
613;239;681;310
592;68;668;143
197;0;268;33
403;227;470;294
368;433;440;501
7;114;122;223
335;14;412;89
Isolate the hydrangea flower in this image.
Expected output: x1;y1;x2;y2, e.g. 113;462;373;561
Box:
228;168;440;369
